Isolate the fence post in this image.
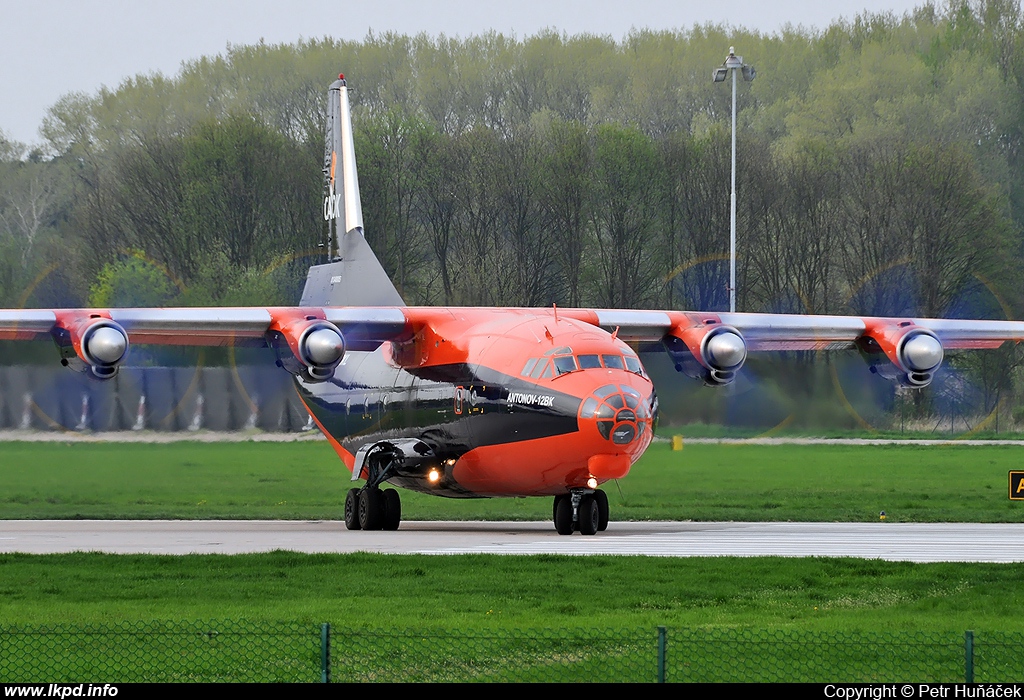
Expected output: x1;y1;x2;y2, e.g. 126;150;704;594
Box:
321;623;331;683
657;626;667;683
965;630;974;683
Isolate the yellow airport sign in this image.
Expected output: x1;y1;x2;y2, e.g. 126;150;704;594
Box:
1009;471;1024;500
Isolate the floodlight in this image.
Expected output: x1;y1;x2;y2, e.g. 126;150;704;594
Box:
713;48;758;313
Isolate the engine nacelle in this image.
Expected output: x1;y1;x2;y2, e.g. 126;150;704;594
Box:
267;313;345;383
663;319;747;387
52;314;130;380
858;321;943;388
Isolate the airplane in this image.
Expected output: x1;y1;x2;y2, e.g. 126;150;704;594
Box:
2;74;1024;535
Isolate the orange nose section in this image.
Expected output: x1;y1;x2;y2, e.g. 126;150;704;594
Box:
576;380;655;485
589;453;631;480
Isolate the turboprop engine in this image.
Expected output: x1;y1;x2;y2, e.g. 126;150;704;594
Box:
266;313;346;382
52;315;130;380
663;320;747;387
858;321;943;388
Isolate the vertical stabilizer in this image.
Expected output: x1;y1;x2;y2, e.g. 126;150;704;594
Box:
302;75;405;308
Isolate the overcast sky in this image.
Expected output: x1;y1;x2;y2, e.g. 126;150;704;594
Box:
2;0;932;145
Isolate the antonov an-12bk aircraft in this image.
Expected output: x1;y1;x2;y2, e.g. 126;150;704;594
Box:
3;75;1023;534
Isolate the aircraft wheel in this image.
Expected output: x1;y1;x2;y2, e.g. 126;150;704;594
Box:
578;495;600;536
594;489;609;531
382;489;402;531
358;487;384;530
344;488;362;530
553;495;574;535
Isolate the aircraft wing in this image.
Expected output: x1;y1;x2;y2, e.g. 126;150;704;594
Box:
5;305;1024;351
562;308;1024;350
1;304;1022;388
0;306;410;381
558;308;1024;388
0;307;408;345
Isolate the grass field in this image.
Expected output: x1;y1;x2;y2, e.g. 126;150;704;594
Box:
1;438;1022;522
0;551;1022;631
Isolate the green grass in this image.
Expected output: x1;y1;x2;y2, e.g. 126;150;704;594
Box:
659;422;1024;440
1;439;1022;522
0;552;1021;632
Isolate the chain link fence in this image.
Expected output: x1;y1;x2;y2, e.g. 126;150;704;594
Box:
1;622;1021;682
668;629;968;683
0;621;315;683
329;627;654;682
0;365;310;432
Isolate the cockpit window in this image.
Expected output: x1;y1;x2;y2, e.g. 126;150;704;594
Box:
530;360;549;379
553;355;578;376
527;352;642;376
602;354;625;370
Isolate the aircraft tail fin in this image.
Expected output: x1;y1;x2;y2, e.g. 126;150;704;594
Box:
301;75;405;308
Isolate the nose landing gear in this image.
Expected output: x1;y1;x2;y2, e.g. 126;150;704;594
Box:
553;488;609;535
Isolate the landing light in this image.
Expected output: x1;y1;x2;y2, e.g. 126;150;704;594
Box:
428;469;441;484
587;477;598;489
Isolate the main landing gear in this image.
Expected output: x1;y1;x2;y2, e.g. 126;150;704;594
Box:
553;489;609;536
344;442;405;531
345;486;402;530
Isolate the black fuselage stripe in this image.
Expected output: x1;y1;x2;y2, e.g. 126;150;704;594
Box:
296;355;582;458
